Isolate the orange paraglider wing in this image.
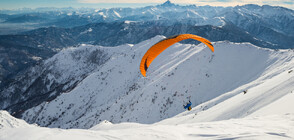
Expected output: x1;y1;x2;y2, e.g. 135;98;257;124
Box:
140;34;214;77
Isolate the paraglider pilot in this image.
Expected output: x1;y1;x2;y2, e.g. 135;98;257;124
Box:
183;101;192;111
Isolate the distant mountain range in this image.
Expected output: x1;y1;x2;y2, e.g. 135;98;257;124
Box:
1;1;294;34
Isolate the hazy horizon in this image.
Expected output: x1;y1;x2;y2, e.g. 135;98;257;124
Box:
0;0;293;10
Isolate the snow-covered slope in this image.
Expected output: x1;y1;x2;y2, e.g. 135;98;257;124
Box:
0;44;111;117
0;111;30;129
18;36;294;129
159;63;294;125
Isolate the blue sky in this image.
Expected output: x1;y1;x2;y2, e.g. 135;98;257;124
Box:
0;0;293;10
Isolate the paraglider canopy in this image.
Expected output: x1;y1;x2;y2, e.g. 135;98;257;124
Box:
139;34;214;77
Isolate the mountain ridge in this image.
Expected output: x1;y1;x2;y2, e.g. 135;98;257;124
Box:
2;36;291;128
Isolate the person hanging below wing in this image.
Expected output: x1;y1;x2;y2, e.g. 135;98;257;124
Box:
183;101;192;111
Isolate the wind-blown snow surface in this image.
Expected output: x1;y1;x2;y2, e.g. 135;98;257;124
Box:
1;36;294;139
1;111;294;140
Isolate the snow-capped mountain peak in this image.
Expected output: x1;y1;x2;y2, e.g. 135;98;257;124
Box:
159;0;177;7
